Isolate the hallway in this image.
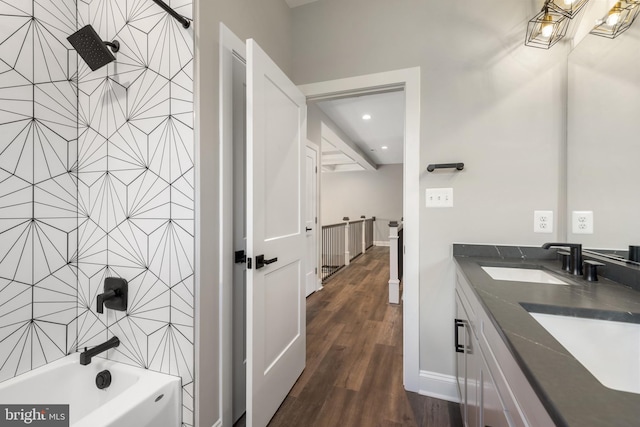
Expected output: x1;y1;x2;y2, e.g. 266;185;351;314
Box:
239;246;462;426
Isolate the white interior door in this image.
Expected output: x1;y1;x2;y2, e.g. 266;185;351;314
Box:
305;146;318;297
246;39;307;427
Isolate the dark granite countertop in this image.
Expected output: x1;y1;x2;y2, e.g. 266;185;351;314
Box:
453;245;640;427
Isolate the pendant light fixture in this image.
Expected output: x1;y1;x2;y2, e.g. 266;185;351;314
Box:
590;0;640;38
525;0;570;49
548;0;590;18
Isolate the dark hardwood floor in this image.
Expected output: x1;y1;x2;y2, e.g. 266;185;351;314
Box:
235;246;462;427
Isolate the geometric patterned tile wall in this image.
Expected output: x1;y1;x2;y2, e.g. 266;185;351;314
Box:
0;0;79;382
76;1;194;426
0;1;194;426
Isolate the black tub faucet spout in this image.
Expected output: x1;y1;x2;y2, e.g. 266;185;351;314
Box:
80;336;120;366
542;243;583;276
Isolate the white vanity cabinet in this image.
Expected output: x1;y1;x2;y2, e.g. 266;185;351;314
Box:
455;268;554;427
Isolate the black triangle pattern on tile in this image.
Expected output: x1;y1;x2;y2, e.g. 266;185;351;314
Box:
0;1;79;384
0;1;195;425
77;2;195;426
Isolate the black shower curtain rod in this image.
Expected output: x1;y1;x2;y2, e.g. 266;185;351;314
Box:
152;0;191;29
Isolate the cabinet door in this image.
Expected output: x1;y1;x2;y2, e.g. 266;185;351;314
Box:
455;292;468;424
480;353;511;427
456;290;481;427
466;320;480;427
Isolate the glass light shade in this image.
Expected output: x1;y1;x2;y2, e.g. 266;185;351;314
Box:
549;0;590;18
591;1;640;38
525;10;570;48
607;10;621;25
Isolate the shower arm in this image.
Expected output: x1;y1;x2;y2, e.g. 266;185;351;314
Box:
104;40;120;53
152;0;191;29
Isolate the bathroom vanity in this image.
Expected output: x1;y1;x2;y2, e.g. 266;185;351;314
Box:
453;244;640;427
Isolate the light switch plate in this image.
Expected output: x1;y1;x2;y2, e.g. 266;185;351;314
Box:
425;188;453;208
572;211;594;234
534;210;553;233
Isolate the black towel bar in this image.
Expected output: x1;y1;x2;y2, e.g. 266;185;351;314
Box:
426;163;464;172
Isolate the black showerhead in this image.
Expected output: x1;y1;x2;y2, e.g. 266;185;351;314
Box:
67;25;120;71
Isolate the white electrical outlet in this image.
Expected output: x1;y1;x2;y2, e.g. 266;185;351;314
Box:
534;210;553;233
572;211;594;234
425;188;453;208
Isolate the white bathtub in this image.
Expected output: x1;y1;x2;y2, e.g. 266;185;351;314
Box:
0;354;181;427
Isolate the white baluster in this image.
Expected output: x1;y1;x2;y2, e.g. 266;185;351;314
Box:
388;221;401;304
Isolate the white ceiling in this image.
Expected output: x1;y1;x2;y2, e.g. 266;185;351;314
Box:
284;0;405;171
315;91;405;166
285;0;322;8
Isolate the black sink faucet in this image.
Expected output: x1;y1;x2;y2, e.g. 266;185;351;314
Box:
542;243;583;276
80;336;120;366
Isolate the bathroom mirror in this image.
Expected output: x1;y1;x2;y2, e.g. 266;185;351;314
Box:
566;20;640;255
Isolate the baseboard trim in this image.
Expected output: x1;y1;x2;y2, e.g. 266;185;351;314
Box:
419;370;460;403
212;419;222;427
374;241;390;247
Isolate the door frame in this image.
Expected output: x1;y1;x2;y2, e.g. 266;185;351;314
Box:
220;24;421;422
305;141;322;294
219;23;246;427
299;68;421;392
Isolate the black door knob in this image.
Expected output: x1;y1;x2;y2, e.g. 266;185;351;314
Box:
256;255;278;269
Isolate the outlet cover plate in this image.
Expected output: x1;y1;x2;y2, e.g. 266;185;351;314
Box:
425;188;453;208
534;210;553;233
572;211;594;234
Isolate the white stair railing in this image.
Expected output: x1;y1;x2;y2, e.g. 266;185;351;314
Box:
321;216;376;283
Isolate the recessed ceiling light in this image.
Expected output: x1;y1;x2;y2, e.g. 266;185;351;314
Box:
362;114;371;120
381;146;388;150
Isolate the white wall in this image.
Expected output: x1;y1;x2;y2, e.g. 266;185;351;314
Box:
567;25;640;249
195;1;292;425
292;0;567;388
322;165;403;243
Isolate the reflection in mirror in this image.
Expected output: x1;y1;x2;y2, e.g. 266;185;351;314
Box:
567;19;640;255
583;249;640;266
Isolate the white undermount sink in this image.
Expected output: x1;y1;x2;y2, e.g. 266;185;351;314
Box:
529;312;640;394
481;266;568;285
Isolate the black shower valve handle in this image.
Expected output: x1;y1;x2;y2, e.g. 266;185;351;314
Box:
97;289;118;314
96;277;128;314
